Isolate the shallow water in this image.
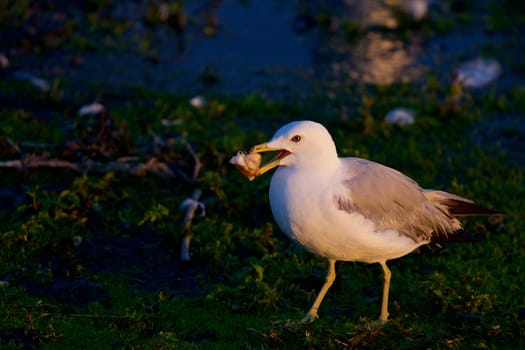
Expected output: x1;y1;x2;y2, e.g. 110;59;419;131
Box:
6;0;524;98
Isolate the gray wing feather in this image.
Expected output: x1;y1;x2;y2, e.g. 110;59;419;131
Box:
335;158;461;242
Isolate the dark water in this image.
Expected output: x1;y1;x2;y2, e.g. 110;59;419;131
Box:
7;0;522;98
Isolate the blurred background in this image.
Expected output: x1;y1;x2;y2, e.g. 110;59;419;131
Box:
0;1;524;348
1;0;523;97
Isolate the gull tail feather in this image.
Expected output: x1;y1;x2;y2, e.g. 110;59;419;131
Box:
425;190;502;244
424;190;502;217
431;228;479;244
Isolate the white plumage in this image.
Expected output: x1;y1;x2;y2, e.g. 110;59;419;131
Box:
242;120;497;323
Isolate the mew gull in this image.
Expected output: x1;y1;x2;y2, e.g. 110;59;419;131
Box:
231;120;499;323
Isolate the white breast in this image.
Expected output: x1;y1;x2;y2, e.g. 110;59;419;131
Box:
269;165;426;263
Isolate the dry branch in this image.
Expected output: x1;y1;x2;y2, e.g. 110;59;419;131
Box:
1;135;207;262
0;156;175;178
184;141;203;182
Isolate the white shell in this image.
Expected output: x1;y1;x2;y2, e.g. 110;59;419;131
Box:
79;102;105;116
14;71;50;92
385;108;415;126
455;58;502;88
190;95;207;108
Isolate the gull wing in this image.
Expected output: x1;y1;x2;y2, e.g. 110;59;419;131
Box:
334;158;462;242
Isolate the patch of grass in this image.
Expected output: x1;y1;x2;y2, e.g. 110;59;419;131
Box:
485;0;525;32
1;56;524;349
0;0;32;29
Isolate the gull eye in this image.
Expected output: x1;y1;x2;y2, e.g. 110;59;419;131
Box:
290;135;302;143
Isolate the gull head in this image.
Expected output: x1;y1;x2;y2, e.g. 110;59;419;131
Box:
250;120;338;177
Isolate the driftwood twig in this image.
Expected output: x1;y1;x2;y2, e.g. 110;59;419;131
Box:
179;141;204;262
180;189;204;262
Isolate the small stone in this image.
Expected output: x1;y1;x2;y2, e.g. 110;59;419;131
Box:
518;306;525;321
0;53;9;68
160;118;183;127
0;280;10;287
72;235;83;247
402;0;428;22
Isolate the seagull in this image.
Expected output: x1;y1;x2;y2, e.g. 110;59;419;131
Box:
246;120;499;323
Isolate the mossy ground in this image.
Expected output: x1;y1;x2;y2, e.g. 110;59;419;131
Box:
1;1;524;349
1;76;523;349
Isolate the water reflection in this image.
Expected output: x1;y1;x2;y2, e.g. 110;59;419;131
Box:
316;0;426;86
343;0;400;28
343;0;428;28
338;31;422;85
110;0;427;92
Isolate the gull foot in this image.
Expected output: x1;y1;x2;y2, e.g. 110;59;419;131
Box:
367;318;388;330
300;312;319;324
378;314;389;325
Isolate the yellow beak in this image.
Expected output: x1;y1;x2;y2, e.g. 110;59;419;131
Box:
251;143;291;177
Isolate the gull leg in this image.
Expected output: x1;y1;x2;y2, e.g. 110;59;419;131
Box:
378;261;391;323
301;259;337;323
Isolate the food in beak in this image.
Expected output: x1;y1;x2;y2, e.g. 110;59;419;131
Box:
229;151;262;180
